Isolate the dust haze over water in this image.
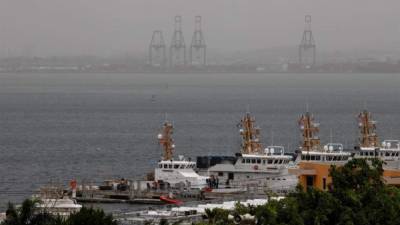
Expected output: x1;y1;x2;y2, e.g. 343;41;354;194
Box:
0;0;400;57
1;0;400;211
1;72;400;209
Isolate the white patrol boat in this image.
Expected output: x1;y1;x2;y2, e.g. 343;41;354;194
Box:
206;112;297;193
354;110;400;168
154;121;208;189
296;112;351;165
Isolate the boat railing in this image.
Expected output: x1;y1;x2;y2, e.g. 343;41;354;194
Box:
323;143;344;152
381;140;400;150
264;146;285;156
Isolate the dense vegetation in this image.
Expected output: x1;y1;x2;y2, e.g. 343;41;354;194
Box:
198;158;400;225
1;200;117;225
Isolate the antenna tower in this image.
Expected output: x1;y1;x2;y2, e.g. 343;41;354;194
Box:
170;16;186;68
157;121;175;160
149;30;167;67
190;16;206;66
358;110;379;148
298;112;321;151
239;112;262;154
299;15;316;68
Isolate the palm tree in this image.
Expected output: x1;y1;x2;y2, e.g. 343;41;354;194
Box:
2;199;58;225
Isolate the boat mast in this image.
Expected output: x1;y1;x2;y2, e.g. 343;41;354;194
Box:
158;121;175;160
358;110;379;148
298;112;321;151
239;112;262;154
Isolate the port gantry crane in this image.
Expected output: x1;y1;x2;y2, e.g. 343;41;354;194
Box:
298;112;321;151
239;112;263;154
299;15;316;68
358;110;380;148
149;30;167;68
158;121;175;161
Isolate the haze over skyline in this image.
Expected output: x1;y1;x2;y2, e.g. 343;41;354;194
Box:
1;0;400;57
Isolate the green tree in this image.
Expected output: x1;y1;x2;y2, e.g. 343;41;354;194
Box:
64;207;117;225
195;158;400;225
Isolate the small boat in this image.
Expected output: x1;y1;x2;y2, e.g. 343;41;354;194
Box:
159;195;183;205
33;186;82;217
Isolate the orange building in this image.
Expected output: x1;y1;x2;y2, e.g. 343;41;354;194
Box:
290;161;400;191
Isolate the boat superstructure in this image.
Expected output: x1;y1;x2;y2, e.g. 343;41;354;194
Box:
297;112;351;164
154;120;208;189
33;186;82;217
207;112;297;193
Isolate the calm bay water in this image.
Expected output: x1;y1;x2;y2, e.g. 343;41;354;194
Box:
0;72;400;210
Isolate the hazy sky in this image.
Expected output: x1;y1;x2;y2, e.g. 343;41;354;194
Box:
1;0;399;57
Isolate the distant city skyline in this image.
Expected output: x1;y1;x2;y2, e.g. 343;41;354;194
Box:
0;0;400;57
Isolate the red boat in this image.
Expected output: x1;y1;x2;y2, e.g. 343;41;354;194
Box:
159;195;183;205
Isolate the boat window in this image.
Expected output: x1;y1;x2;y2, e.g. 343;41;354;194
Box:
252;159;256;164
310;155;315;161
393;153;396;157
159;164;162;168
305;155;310;161
268;159;273;164
218;172;224;176
262;160;266;164
396;152;399;157
163;164;168;169
316;156;321;161
180;165;185;169
301;155;305;160
257;159;261;164
326;156;331;161
246;159;250;163
370;152;374;156
279;160;283;164
242;159;245;163
174;164;179;169
168;164;172;169
386;152;390;157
